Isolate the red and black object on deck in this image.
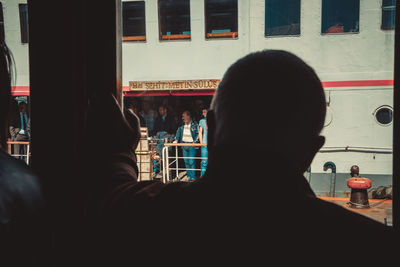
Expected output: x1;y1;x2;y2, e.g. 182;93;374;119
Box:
347;177;372;209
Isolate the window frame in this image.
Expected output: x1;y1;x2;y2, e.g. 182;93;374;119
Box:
264;0;301;38
374;105;394;126
19;3;29;43
204;0;239;40
122;1;147;42
381;0;396;30
321;0;360;35
158;0;191;41
0;2;4;41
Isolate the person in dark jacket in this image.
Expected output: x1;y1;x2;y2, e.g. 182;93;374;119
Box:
153;105;177;135
0;41;45;266
84;50;397;266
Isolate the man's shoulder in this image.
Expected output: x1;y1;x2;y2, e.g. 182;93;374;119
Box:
0;151;34;178
0;151;44;220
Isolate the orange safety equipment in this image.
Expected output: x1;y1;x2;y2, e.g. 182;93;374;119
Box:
347;177;372;190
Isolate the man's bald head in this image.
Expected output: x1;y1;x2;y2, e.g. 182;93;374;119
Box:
211;50;326;145
209;50;326;171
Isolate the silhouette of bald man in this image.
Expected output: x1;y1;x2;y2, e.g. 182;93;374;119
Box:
85;50;396;265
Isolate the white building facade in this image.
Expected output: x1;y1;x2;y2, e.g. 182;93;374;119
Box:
2;0;395;195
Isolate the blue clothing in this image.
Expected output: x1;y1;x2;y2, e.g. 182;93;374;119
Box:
175;120;199;143
199;118;208;145
182;146;197;180
199;118;208;176
20;113;25;130
200;146;208;176
19;113;28;134
175;120;199;180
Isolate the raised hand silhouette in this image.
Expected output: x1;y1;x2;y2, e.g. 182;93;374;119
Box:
85;93;141;155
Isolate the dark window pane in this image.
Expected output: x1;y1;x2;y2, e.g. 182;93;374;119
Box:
265;0;300;36
382;0;396;30
123;1;146;40
205;0;238;39
376;108;393;125
321;0;359;34
159;0;191;40
0;3;4;41
19;4;29;43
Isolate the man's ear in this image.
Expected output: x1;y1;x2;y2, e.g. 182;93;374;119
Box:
299;135;325;173
206;110;216;160
316;135;325;151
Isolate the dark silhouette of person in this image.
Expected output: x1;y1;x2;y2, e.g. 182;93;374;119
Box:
350;165;360;177
84;50;396;265
126;101;146;127
0;41;45;266
153;104;177;135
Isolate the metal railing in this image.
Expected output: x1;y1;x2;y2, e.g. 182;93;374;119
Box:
161;143;207;183
7;141;30;164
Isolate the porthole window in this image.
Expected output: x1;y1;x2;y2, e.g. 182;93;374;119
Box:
374;106;393;126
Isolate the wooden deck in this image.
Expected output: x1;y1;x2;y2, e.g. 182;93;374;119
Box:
318;196;392;225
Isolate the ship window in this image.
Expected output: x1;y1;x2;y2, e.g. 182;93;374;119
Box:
375;106;393;126
0;2;4;41
205;0;238;39
122;1;146;41
382;0;396;30
19;4;29;43
158;0;191;41
321;0;359;34
265;0;301;37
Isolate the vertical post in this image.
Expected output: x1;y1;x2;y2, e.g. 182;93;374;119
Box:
331;172;336;198
28;0;122;263
393;0;400;232
162;147;166;183
26;143;30;165
176;146;179;180
166;146;170;182
323;162;336;198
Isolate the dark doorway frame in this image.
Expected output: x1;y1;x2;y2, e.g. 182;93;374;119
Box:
28;0;122;264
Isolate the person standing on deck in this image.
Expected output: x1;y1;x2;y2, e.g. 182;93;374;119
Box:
154;105;177;137
198;107;208;176
174;111;199;181
140;101;157;136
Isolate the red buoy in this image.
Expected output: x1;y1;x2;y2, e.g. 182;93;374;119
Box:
347;166;371;209
347;178;372;190
347;177;371;209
